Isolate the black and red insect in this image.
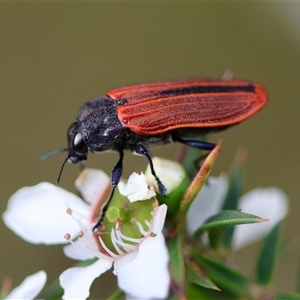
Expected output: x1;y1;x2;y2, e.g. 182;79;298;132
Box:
44;78;268;231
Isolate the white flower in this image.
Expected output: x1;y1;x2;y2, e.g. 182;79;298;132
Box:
118;172;156;202
187;175;288;250
4;270;47;300
3;169;170;299
233;188;288;249
145;157;187;192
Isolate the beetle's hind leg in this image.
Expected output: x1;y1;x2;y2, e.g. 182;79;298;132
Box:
173;135;216;151
173;135;216;177
133;144;168;197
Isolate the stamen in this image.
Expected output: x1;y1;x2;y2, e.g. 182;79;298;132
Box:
65;203;86;227
134;221;149;236
64;233;71;240
98;236;120;259
116;229;142;244
114;230;137;252
110;229;126;255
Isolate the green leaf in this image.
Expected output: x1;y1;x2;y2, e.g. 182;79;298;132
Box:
276;293;300;300
178;143;221;234
255;221;282;285
221;162;244;211
218;159;245;250
168;235;185;288
107;289;125;300
186;262;220;290
194;210;266;238
189;249;251;297
37;279;63;300
187;283;238;300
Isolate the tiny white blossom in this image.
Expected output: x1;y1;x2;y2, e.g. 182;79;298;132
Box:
118;172;156;202
233;187;288;249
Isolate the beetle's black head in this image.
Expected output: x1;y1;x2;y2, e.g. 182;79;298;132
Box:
67;122;88;164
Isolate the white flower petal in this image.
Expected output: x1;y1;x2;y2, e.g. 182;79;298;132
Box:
152;204;167;235
118;172;155;202
5;270;47;300
2;182;89;244
187;175;228;235
113;251;138;272
115;233;170;299
233;187;288;250
60;259;112;300
145;157;186;192
75;168;110;205
63;241;97;261
63;227;102;261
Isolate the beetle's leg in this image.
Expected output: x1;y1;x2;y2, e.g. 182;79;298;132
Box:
133;144;167;197
173;135;216;150
173;135;216;177
92;150;124;232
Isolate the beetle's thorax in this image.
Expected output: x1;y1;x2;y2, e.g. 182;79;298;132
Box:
76;96;125;152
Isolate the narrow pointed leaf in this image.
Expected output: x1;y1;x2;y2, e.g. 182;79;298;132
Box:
221;158;245;211
178;143;221;235
219;155;245;250
189;249;251;297
187;263;220;290
187;284;238;300
168;235;185;288
194;210;266;238
255;221;282;285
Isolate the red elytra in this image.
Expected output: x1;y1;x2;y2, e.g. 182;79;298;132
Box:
107;79;268;135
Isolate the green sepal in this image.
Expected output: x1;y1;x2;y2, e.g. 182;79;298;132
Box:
255;221;282;286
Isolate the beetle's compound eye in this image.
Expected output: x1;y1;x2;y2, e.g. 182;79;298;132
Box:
73;132;88;156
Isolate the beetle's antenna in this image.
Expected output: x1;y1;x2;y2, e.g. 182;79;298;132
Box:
40;148;68;161
57;157;69;184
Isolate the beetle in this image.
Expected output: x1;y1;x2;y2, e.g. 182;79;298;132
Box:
43;78;268;231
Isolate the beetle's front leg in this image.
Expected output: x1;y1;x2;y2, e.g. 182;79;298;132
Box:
93;150;124;232
133;144;167;197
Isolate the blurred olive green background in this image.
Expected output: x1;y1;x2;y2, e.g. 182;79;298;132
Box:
1;2;300;297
